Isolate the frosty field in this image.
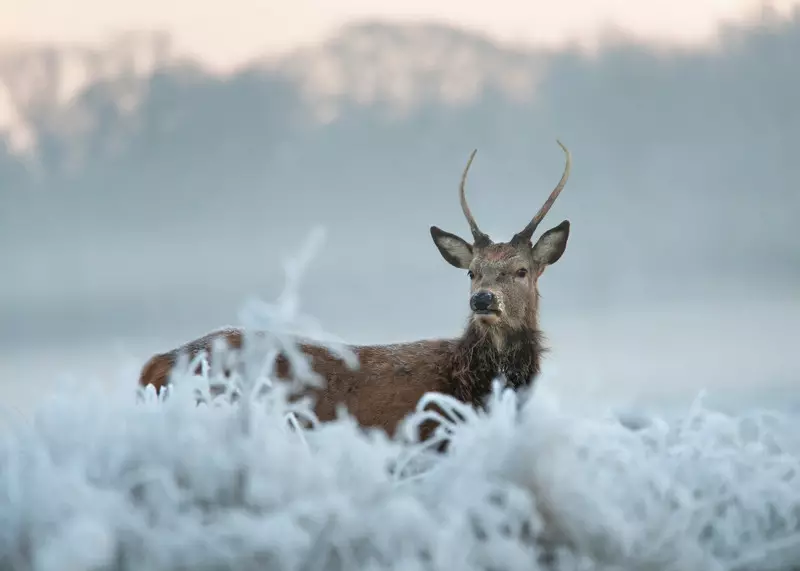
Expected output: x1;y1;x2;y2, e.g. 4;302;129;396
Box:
1;233;799;571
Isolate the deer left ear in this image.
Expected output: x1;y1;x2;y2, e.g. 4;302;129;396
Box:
531;220;570;266
430;226;474;269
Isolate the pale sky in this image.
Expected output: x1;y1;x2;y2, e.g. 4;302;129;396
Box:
1;0;798;70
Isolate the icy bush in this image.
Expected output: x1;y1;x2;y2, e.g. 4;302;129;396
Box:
1;229;800;571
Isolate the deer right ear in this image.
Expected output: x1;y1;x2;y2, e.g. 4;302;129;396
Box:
531;220;570;266
430;226;474;269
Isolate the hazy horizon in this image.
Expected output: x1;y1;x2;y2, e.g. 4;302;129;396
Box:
2;6;799;416
3;0;800;69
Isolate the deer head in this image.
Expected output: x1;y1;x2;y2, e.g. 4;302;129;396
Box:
430;141;571;334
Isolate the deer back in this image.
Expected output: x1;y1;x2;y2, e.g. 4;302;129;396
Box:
139;328;457;437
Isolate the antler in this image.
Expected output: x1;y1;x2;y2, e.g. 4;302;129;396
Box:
511;140;571;245
459;149;492;247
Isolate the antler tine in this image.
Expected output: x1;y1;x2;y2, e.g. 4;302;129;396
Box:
459;149;492;246
512;140;571;244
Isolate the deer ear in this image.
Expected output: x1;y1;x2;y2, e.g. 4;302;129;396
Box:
430;226;474;269
531;220;570;266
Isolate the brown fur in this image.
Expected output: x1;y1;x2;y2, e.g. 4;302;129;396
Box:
139;321;546;438
138;142;573;440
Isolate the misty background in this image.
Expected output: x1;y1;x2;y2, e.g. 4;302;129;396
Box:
1;9;798;415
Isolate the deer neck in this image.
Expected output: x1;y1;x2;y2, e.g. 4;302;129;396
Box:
450;322;545;408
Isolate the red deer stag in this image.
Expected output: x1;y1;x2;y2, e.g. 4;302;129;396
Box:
139;141;572;438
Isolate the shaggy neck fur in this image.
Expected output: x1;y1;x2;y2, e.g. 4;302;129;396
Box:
450;321;546;408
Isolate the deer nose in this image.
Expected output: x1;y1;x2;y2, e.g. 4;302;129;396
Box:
470;291;496;312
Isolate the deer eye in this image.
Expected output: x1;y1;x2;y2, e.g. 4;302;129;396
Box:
467;270;475;280
515;268;528;278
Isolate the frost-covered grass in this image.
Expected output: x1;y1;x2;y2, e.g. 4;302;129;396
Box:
2;230;800;571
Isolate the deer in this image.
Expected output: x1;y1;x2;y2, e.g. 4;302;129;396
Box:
138;141;573;441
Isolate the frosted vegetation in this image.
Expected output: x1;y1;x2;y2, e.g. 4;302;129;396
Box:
1;231;800;571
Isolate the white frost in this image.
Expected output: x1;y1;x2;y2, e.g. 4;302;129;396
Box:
1;230;799;571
